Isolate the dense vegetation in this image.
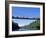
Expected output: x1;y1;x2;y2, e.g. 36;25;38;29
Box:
12;20;40;31
22;20;40;30
12;21;20;31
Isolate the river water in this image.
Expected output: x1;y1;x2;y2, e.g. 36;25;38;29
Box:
18;28;30;31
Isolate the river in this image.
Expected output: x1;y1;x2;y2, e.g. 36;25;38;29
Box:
18;28;30;31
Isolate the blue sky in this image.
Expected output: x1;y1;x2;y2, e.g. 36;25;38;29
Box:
12;7;40;18
12;7;40;27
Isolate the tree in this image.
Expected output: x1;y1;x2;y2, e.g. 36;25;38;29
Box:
22;20;40;30
12;21;20;31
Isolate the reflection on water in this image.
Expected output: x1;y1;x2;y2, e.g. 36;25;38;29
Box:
19;28;28;31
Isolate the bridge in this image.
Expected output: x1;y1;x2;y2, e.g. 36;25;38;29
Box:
12;16;40;20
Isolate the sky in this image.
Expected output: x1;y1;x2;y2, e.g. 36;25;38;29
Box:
12;7;40;18
12;7;40;27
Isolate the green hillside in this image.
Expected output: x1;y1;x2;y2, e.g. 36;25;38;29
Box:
22;20;40;30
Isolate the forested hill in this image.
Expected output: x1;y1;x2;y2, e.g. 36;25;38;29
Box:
22;20;40;30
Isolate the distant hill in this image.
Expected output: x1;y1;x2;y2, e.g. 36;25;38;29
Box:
22;20;40;30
